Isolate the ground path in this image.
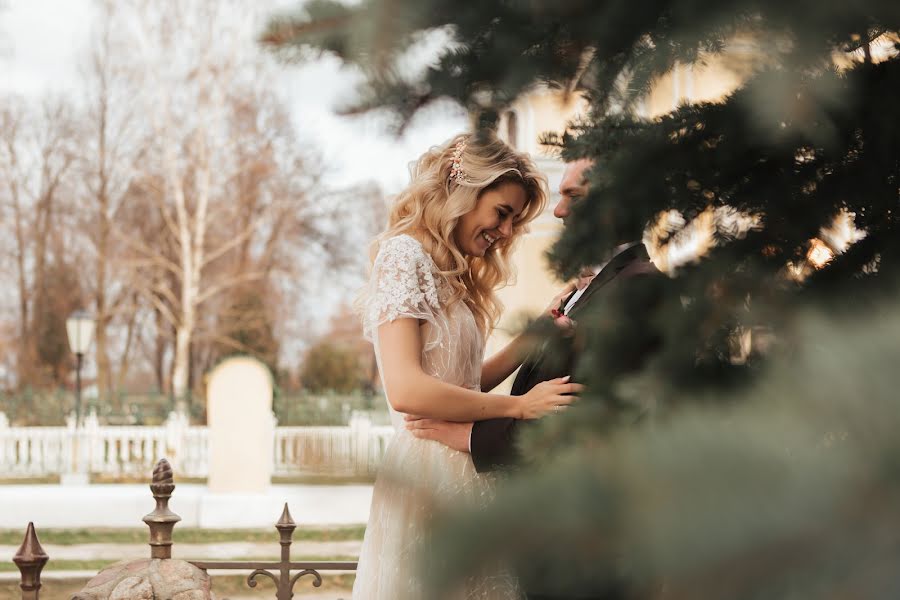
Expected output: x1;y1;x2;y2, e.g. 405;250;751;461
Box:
0;573;352;599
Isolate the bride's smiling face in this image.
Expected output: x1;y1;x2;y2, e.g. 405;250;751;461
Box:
453;181;528;258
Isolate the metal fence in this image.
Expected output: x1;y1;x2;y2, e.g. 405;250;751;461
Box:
12;458;358;599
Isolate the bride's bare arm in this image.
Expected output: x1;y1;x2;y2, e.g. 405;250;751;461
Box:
480;282;578;391
378;319;578;421
480;333;534;392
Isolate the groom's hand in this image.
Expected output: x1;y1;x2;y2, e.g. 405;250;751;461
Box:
404;415;473;453
543;282;577;319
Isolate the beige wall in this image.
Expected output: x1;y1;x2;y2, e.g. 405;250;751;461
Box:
639;38;761;118
495;158;568;329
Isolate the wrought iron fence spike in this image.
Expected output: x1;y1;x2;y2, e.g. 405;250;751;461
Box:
14;522;49;600
14;523;48;563
277;502;295;528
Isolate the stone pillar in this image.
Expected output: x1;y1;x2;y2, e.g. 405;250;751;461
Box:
0;412;8;468
164;411;188;472
61;411;89;486
350;412;372;475
207;356;274;493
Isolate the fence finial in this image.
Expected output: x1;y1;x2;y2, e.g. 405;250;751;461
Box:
13;522;49;600
276;502;297;569
277;502;295;529
143;458;181;559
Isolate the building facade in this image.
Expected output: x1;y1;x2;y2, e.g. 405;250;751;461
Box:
485;48;756;388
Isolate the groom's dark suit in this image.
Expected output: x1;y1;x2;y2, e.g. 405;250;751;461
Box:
469;243;658;600
471;242;658;472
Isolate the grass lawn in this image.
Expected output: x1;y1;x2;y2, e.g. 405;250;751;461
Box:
0;579;92;600
0;526;365;546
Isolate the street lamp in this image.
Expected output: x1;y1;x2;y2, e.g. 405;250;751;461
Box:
66;310;95;426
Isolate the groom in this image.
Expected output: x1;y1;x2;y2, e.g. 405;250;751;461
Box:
406;157;659;471
406;157;660;599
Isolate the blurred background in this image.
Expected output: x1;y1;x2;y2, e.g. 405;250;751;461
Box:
2;0;900;598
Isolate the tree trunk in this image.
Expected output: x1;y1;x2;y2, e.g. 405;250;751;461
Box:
171;321;192;409
153;306;167;393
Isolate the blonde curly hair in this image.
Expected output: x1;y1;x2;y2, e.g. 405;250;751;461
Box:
371;133;548;335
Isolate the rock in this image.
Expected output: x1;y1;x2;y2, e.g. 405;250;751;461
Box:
109;576;153;600
71;559;215;600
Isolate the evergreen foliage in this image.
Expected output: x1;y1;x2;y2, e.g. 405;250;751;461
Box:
266;1;900;595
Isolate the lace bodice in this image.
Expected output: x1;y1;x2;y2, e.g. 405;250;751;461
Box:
361;234;485;427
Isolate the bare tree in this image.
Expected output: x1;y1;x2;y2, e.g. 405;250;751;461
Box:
112;0;338;405
0;0;378;404
0;97;81;387
74;0;150;400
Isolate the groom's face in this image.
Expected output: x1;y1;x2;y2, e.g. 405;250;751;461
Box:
553;158;593;226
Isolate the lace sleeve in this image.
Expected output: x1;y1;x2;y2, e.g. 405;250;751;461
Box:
362;235;444;351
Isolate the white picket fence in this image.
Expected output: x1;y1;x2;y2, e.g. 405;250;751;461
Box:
0;411;395;479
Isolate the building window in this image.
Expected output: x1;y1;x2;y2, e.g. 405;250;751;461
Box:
505;110;518;148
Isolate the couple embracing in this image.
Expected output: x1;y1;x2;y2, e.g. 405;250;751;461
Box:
353;133;657;599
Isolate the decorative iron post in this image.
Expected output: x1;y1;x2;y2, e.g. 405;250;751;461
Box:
142;458;181;559
13;522;49;600
274;504;301;600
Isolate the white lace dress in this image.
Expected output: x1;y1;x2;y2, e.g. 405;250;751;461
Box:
353;234;520;599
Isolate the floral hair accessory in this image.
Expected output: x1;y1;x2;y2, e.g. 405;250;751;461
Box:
449;139;467;185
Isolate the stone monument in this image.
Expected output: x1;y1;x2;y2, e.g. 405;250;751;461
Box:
206;356;274;493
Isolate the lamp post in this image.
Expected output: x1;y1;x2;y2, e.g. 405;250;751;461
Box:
65;310;95;427
64;310;94;485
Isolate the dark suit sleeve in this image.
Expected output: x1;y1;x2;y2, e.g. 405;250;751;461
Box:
469;351;547;473
470;327;580;473
470;417;522;473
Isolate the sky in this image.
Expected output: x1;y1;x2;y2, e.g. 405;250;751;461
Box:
0;0;468;194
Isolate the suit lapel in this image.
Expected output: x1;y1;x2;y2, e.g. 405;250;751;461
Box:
568;244;649;316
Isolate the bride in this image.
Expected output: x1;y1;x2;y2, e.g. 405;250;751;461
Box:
354;133;582;599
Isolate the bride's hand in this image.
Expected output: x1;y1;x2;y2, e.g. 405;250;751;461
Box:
517;375;583;419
